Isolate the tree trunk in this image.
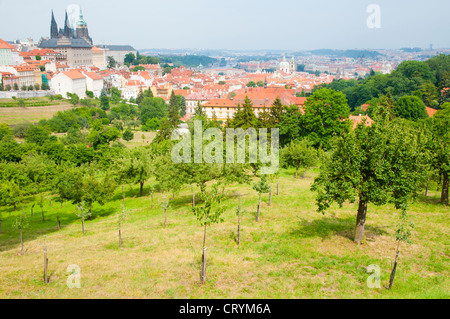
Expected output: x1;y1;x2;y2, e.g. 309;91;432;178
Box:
425;176;430;196
295;163;299;179
13;202;17;211
389;241;401;289
119;223;122;248
201;224;207;284
441;172;449;205
140;181;144;197
41;207;45;222
151;193;154;209
256;195;261;222
164;208;167;227
193;193;195;208
20;229;23;256
49;198;52;207
31;205;34;217
172;192;175;200
237;217;241;246
82;217;85;236
44;247;48;283
269;186;272;206
302;168;306;179
57;216;60;231
354;198;368;244
122;185;125;213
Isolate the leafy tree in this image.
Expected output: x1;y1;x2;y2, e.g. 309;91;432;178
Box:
428;104;450;204
107;56;117;69
76;201;90;235
12;212;29;256
281;139;318;178
0;180;23;211
395;95;428;121
70;93;79;106
124;53;136;65
192;183;225;284
25;125;51;146
122;129;134;142
113;148;155;196
303;88;351;149
389;209;415;289
278;105;302;147
246;81;256;88
252;175;271;222
143;118;161;131
139;97;168;123
311;112;427;244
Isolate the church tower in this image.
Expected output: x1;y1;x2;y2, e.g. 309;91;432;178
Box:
63;11;73;38
75;10;93;45
50;10;58;39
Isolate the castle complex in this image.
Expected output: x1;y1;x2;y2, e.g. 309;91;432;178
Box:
50;9;93;46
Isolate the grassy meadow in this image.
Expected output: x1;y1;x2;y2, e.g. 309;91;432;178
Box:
0;97;74;125
0;168;448;299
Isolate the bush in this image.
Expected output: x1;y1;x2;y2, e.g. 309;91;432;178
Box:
143;118;161;131
122;129;134;142
13;122;32;138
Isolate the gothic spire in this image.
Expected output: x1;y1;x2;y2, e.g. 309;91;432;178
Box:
50;10;58;38
64;10;73;38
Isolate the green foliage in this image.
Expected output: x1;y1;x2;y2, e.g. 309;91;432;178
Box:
281;139;318;177
143;118;161;131
311;112;427;215
24;125;51;146
100;95;110;110
303;88;351;149
395;95;428;121
395;209;415;244
139;97;168;123
107;56;117;69
252;175;271;196
230;97;258;129
122;129;134;142
192;183;225;227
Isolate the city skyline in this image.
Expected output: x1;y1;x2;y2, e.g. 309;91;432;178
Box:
0;0;450;51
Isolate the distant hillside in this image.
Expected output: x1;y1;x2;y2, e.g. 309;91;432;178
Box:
158;55;218;68
309;49;383;59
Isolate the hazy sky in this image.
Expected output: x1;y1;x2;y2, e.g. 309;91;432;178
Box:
1;0;449;51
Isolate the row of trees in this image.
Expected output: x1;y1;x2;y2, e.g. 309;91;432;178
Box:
0;83;50;91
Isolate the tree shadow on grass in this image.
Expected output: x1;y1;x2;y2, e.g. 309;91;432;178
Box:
289;216;388;242
416;194;442;205
0;206;116;253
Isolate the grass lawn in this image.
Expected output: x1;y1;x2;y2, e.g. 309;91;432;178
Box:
0;168;448;299
119;130;157;149
0;98;74;125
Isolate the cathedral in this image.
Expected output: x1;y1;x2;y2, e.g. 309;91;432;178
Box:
50;9;93;46
39;8;94;67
